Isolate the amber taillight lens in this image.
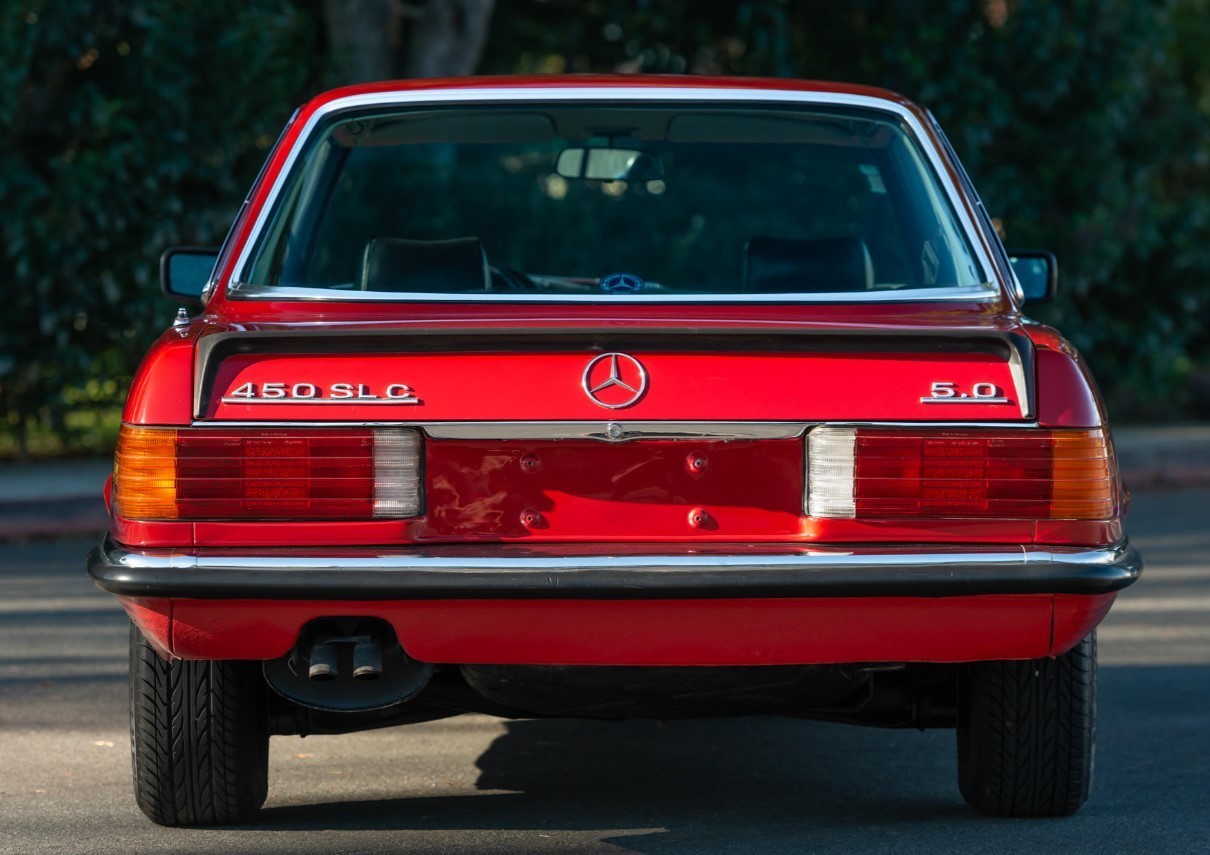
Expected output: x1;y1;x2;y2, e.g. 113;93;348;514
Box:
808;427;1116;520
114;425;422;521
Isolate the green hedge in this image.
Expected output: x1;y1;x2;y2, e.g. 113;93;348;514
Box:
4;0;1208;457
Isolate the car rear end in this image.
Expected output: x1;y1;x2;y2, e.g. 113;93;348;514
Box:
98;323;1135;665
89;77;1140;825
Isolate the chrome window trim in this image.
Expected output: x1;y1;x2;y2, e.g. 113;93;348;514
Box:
229;284;993;304
185;420;1043;441
227;86;1001;304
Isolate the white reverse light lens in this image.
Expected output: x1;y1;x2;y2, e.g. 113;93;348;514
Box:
373;428;422;518
808;426;856;518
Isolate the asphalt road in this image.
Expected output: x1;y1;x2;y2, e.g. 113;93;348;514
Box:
2;490;1207;855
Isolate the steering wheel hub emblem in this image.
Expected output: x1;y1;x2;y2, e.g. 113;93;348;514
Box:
582;352;648;409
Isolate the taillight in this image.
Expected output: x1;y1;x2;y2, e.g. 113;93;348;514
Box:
114;426;422;520
808;426;1115;520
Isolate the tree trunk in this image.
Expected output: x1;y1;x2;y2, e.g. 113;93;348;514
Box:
323;0;495;84
323;0;395;84
404;0;496;79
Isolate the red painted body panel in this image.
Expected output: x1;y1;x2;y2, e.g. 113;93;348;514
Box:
110;516;192;548
124;313;1114;432
424;439;803;540
124;592;1114;665
110;515;1122;549
1034;345;1107;428
209;351;1023;422
122;329;196;426
121;597;173;658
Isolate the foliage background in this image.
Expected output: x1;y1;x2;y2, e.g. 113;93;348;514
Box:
2;0;1208;457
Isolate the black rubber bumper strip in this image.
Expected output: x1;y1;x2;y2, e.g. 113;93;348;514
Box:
87;538;1142;601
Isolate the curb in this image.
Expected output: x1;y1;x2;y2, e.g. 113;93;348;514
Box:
1114;426;1210;491
1120;466;1210;492
0;497;108;543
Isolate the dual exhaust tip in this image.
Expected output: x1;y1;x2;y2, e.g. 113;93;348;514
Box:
264;618;435;712
307;637;383;681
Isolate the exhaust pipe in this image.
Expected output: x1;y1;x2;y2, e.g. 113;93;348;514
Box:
307;641;339;681
265;618;433;711
352;639;383;681
308;637;381;681
307;637;383;681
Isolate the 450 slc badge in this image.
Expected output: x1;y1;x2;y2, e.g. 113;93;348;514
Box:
222;381;420;405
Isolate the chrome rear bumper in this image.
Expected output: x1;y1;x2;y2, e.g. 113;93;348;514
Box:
88;538;1142;601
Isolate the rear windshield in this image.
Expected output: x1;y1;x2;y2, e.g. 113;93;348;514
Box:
235;103;991;301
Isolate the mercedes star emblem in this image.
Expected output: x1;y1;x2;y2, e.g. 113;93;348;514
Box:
599;272;645;294
582;352;648;409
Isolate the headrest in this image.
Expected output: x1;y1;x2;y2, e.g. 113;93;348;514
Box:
360;237;490;293
743;236;874;293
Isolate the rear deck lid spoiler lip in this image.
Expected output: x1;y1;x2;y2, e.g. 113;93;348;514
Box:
193;327;1035;421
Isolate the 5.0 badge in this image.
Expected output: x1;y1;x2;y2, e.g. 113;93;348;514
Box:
920;381;1008;404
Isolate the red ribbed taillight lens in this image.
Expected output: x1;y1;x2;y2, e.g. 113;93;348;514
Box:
114;426;422;520
808;427;1116;520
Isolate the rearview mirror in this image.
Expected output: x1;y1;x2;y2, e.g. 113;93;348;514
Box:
1008;250;1058;305
556;147;664;182
160;246;219;305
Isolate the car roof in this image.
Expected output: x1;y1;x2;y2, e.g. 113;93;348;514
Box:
302;74;920;115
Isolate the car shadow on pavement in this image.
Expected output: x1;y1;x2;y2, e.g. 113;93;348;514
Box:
249;664;1209;854
257;715;970;837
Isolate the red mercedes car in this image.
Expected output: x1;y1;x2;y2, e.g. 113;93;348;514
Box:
88;76;1140;825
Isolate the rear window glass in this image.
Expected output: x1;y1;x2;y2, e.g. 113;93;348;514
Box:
236;103;990;301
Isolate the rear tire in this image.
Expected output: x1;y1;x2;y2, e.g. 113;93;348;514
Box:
129;624;270;826
957;633;1096;817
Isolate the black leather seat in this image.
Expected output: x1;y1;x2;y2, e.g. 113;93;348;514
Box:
360;237;490;293
743;235;874;293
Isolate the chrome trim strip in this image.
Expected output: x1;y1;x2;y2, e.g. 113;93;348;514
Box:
1005;337;1033;419
920;397;1011;404
821;420;1039;428
184;420;1043;439
105;543;1130;573
89;539;1142;599
227;86;1000;304
230;284;994;304
423;421;807;442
